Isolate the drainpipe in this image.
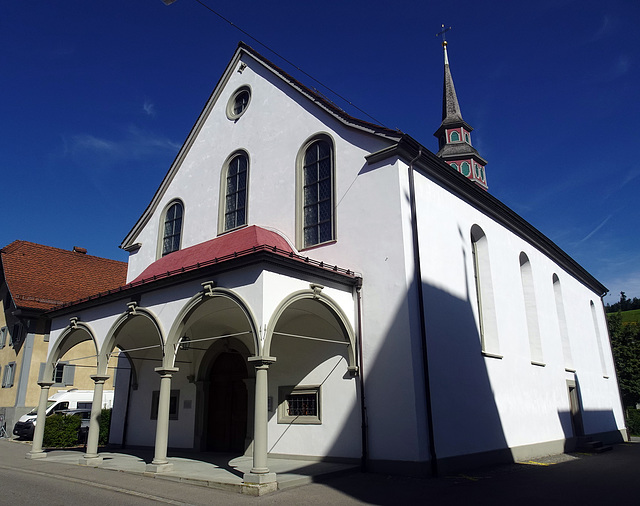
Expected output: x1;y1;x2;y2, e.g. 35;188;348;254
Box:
407;148;439;477
354;277;368;470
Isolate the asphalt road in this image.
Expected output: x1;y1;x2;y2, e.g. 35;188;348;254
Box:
1;438;639;505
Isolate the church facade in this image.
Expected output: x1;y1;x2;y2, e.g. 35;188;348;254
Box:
28;42;625;484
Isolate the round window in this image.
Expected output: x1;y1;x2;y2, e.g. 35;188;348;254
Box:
227;86;251;120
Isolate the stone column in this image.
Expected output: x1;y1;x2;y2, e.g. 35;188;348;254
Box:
26;381;54;459
146;367;179;473
244;356;276;485
80;375;110;466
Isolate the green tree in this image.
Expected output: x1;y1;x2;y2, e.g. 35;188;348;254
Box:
607;312;640;407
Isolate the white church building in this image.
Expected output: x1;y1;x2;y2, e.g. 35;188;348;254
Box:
27;41;626;485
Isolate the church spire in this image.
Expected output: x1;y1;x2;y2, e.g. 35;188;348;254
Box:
434;35;488;190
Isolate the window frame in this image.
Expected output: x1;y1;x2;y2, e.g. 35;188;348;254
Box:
218;151;250;234
2;362;16;388
150;389;180;420
53;362;75;387
157;199;184;259
277;385;321;425
296;134;336;250
470;225;501;358
0;326;7;349
226;85;252;121
519;252;544;366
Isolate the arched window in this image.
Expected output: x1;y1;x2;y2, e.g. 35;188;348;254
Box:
450;162;459;171
553;274;573;370
470;225;500;356
590;300;608;377
461;161;471;177
298;136;334;249
450;131;460;142
222;153;249;232
161;201;183;257
519;253;543;365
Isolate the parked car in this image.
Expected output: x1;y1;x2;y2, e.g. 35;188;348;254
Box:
13;388;113;440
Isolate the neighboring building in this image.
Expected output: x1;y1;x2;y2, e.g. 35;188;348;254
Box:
0;241;126;432
30;41;624;488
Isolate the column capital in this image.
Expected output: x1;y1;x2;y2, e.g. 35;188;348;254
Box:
248;356;276;367
37;381;55;388
154;366;179;376
90;375;111;384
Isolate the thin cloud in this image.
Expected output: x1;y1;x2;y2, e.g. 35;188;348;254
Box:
143;100;156;116
612;55;630;79
594;15;613;41
578;214;613;244
65;128;180;163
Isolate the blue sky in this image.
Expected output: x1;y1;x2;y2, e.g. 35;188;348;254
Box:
2;0;639;303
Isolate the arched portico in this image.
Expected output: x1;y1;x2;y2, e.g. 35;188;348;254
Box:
164;282;260;368
98;302;168;470
264;286;358;374
28;318;99;460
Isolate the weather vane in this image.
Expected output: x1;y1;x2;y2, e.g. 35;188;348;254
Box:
436;24;452;42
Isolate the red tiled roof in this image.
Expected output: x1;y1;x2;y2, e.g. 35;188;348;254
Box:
46;227;356;313
1;240;127;311
132;226;295;283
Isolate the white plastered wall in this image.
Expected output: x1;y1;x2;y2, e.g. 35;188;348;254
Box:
411;168;624;460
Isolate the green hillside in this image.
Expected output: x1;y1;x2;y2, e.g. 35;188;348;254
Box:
620;309;640;324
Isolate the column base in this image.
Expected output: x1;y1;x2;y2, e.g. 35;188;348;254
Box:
25;451;47;460
243;471;276;484
242;473;277;496
145;462;174;473
79;455;103;467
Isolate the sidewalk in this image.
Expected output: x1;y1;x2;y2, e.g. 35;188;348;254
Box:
3;438;639;504
5;439;358;493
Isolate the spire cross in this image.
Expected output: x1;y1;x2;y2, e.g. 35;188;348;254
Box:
436;24;452;42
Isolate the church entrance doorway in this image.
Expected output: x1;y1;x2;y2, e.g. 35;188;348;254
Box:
567;380;584;437
207;352;248;452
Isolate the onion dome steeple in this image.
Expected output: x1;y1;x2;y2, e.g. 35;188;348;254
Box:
433;37;488;190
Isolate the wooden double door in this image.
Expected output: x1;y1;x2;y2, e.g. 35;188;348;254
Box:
207;352;248;452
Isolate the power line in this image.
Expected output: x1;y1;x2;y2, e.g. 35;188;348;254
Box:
191;0;388;127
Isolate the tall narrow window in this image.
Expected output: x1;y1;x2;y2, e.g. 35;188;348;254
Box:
519;253;543;365
162;201;183;256
300;138;334;248
590;300;608;377
450;131;460;142
223;153;248;231
553;274;573;370
470;225;500;356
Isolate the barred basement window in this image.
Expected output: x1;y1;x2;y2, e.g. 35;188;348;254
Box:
278;385;321;424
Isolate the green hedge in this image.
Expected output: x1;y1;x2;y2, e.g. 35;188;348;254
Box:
43;414;82;448
42;408;112;448
99;408;111;446
627;408;640;437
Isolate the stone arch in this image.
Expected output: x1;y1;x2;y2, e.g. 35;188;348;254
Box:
164;282;260;369
263;287;358;373
98;303;165;377
44;319;98;384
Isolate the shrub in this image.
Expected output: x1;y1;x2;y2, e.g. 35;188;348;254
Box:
627;408;640;437
43;414;81;448
99;408;111;446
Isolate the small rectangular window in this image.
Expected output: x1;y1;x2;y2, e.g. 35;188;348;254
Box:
53;363;75;386
278;385;321;424
0;327;7;349
2;363;16;388
150;390;180;420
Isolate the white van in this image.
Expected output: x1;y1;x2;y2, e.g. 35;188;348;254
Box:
13;388;114;439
